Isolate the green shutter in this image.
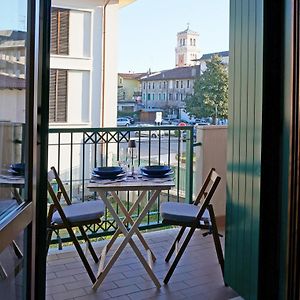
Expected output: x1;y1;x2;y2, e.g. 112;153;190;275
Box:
225;0;263;299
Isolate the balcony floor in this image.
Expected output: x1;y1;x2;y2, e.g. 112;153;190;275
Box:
46;228;238;300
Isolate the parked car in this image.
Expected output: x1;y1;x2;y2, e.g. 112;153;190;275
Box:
134;124;165;138
123;116;135;124
117;117;130;126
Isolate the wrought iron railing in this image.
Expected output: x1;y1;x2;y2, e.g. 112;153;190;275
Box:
48;125;194;242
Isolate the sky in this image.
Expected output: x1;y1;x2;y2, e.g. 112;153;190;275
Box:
0;0;27;31
118;0;229;73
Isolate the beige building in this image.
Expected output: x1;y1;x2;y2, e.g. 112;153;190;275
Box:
175;26;200;67
140;65;201;117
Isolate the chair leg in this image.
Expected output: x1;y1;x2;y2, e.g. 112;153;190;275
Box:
165;226;186;262
46;227;53;255
207;204;224;277
164;227;196;284
66;226;96;283
78;226;99;263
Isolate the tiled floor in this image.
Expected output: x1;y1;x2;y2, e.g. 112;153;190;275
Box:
46;228;238;300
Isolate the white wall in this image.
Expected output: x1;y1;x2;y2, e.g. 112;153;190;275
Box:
51;0;119;129
0;89;25;123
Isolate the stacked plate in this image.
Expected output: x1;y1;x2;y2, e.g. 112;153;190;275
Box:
92;166;126;180
8;163;25;177
140;165;173;178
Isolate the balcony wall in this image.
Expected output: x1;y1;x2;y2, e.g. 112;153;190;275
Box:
195;125;227;222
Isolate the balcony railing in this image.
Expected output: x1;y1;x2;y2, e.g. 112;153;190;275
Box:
48;125;194;243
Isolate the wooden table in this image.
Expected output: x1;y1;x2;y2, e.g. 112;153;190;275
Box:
87;177;174;290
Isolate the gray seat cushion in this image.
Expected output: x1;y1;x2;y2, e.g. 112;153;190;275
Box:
52;199;105;224
160;202;210;224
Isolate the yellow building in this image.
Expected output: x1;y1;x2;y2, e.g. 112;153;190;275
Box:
117;72;145;112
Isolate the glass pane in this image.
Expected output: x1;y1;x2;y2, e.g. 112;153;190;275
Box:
0;0;27;221
0;231;26;299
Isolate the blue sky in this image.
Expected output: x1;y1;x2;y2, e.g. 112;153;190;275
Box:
0;0;27;31
118;0;229;72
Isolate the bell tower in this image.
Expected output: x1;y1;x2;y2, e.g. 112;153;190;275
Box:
175;24;200;67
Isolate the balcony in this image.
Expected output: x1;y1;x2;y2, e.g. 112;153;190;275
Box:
46;125;230;299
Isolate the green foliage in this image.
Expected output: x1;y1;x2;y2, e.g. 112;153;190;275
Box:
186;55;228;120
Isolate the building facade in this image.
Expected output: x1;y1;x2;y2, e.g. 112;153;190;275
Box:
117;72;144;112
140;65;201;117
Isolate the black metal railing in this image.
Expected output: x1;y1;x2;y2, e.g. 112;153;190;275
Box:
48;125;194;242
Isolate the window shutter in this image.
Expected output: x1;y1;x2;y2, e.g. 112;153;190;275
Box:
56;70;67;122
49;69;57;122
50;8;69;55
49;69;67;123
50;8;58;55
58;10;69;55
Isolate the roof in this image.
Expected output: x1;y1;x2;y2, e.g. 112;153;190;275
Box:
199;51;229;61
177;27;199;36
0;74;26;89
140;66;201;81
119;73;146;80
0;30;26;42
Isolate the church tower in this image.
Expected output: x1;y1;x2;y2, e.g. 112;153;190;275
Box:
175;25;200;67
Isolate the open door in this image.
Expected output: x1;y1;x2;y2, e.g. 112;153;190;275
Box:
0;0;50;298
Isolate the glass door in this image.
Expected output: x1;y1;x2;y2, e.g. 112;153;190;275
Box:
0;0;49;298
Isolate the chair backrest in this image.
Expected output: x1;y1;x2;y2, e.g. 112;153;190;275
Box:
47;166;72;205
193;168;221;221
47;167;72;224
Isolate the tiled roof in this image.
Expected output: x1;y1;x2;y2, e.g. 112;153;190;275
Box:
140;66;201;81
199;51;229;61
118;73;147;80
0;74;26;89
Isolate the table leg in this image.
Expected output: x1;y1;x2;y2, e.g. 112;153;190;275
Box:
93;190;161;290
109;191;156;262
104;190;147;253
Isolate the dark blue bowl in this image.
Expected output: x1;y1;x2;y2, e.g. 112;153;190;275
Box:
10;163;25;175
140;165;171;176
93;166;123;177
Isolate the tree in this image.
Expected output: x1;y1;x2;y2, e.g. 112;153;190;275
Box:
186;55;228;122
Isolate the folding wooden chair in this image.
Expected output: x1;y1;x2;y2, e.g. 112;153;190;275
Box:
160;168;224;284
47;166;105;283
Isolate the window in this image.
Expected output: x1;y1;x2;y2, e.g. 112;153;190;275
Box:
152;82;155;89
176;81;179;88
163;81;166;88
175;93;179;101
163;93;166;100
148;82;151;89
51;7;70;55
159;82;161;89
143;93;146;100
49;69;68;122
193;39;196;46
147;93;151;100
190;38;193;46
187;80;190;88
158;93;161;100
143;82;146;89
152;93;155;100
180;93;183;100
181;81;183;88
169;93;173;100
